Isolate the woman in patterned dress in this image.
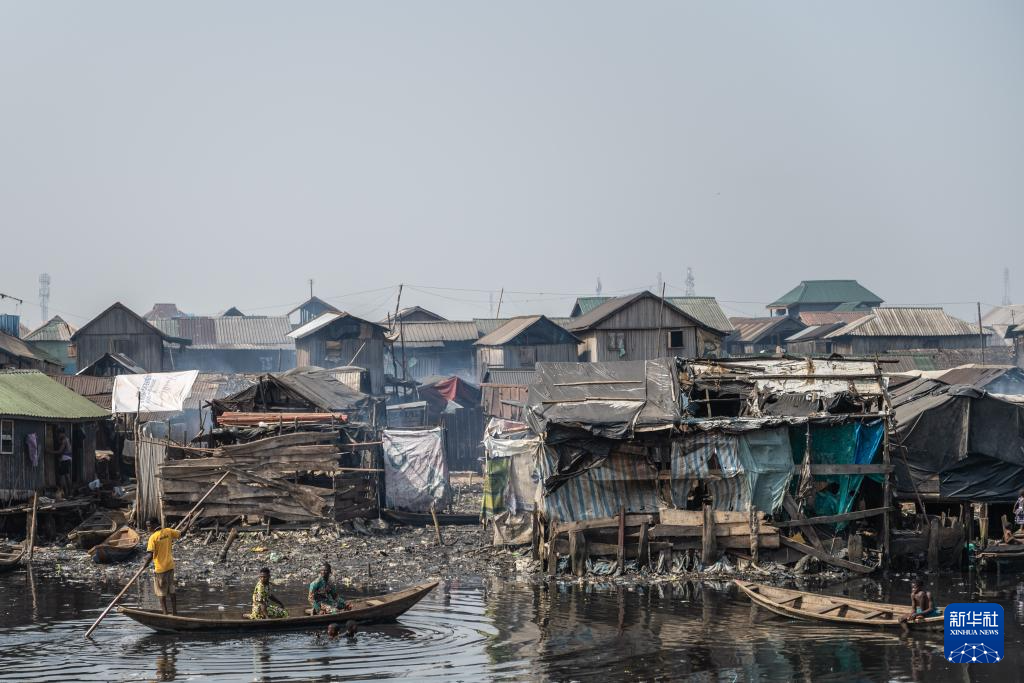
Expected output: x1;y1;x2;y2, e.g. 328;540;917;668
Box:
250;567;288;619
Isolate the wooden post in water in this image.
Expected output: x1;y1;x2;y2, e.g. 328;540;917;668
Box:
882;426;892;569
979;503;989;549
638;521;649;571
748;506;759;565
546;524;558;577
927;516;941;571
616;507;626;574
26;493;38;562
702;503;717;566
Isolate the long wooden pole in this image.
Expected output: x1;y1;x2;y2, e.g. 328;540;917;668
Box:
84;470;229;639
26;493;38;562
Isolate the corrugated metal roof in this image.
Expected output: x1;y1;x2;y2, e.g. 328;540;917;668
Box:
0;331;55;365
769;280;883;307
24;316;76;342
76;352;147;375
572;295;732;332
481;368;538;386
785;322;845;342
825;307;980;338
879;346;1015;372
727;317;804;343
286;296;341;317
798;311;870;326
667;297;734;333
54;375;115;409
566;291;714;333
475;316;580;346
0;370;110;420
287;312;386;340
688;358;886;397
935;365;1022;389
389;321;479;345
143;303;191;320
150;316;294;349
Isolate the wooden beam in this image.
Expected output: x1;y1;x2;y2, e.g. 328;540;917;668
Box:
772;507;889;528
783;493;824;552
778;536;875;574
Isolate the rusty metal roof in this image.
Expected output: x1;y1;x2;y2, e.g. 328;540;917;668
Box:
797;311;870;326
825;307;980;338
727;317;805;343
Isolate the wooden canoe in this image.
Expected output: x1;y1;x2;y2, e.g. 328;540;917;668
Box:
89;526;141;564
734;580;943;630
382;510;479;527
119;580;438;633
69;512;119;550
0;543;26;574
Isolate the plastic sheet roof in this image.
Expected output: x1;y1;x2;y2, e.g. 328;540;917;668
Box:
526;358;680;439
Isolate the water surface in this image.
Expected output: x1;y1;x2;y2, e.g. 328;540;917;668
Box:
1;569;1021;681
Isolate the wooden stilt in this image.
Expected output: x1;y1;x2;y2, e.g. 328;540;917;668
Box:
702;503;717;566
749;506;759;565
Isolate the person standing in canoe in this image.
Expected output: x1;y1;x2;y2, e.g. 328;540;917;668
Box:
250;567;288;619
308;562;348;615
145;519;180;615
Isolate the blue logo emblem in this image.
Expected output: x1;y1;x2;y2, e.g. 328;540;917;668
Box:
944;603;1003;663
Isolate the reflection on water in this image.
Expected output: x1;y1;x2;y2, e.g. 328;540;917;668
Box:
0;568;1020;681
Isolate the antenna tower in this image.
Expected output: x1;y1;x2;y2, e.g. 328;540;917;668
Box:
38;273;50;321
685;267;696;296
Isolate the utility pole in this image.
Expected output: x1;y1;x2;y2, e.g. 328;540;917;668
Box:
977;301;986;365
309;279;314;298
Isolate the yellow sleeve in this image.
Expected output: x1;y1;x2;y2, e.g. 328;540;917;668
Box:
146;533;157;552
167;528;181;540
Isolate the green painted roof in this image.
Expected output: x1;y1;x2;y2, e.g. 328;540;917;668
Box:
769;280;882;307
0;370;110;421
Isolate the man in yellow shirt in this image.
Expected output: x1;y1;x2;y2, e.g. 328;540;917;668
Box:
145;519;181;615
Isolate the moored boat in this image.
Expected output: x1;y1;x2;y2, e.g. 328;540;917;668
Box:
382;509;479;527
89;526;141;564
119;581;438;633
69;512;119;550
734;580;943;630
0;543;26;574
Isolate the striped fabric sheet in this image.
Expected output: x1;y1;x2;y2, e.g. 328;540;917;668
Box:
671;432;749;511
538;449;661;522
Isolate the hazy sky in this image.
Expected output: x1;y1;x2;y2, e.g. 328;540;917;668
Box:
2;2;1022;328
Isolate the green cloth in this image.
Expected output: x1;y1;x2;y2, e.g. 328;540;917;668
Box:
789;422;884;528
482;456;510;519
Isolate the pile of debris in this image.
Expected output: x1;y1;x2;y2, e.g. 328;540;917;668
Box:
159;432;354;523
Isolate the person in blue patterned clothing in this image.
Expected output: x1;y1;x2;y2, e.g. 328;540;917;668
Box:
308;562;348;615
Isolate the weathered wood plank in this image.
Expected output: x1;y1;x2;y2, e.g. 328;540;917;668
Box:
778;536;875;574
773;507;889;528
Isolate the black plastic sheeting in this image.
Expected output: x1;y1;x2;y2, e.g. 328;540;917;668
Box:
525;358;680;441
892;378;1024;502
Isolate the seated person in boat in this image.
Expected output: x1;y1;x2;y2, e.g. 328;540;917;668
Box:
145;519;181;615
250;567;288;619
901;577;936;623
309;562;348;615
